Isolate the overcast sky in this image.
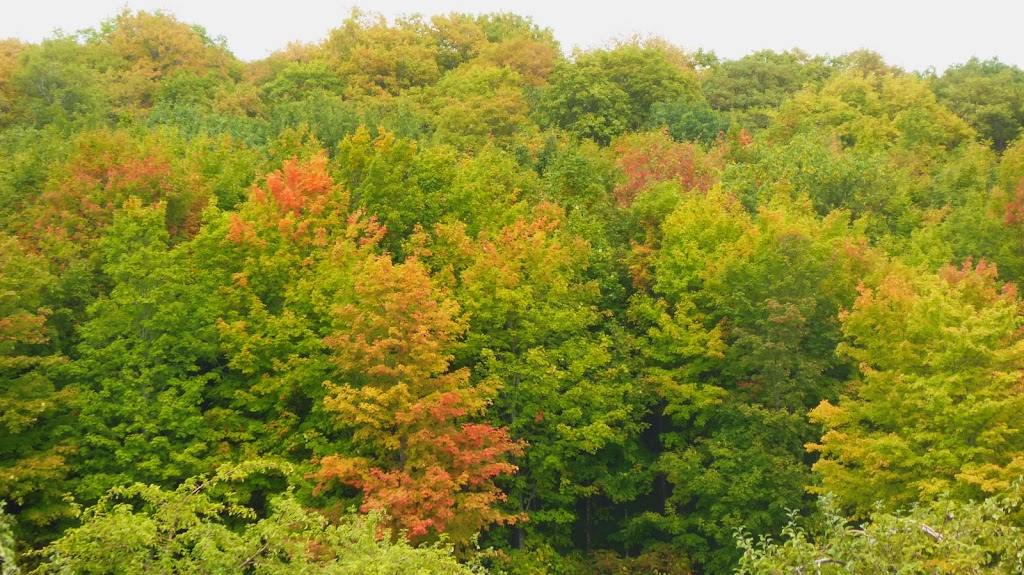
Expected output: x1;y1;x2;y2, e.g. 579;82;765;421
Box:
2;1;1021;73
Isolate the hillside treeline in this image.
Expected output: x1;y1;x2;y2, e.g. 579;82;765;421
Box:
4;8;1024;574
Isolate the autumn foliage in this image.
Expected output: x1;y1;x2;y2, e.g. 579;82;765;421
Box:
612;129;721;206
8;7;1024;575
317;253;523;542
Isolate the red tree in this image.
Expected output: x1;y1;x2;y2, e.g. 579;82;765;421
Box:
612;129;721;206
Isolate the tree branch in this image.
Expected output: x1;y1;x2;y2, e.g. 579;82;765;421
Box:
920;523;944;541
238;541;270;570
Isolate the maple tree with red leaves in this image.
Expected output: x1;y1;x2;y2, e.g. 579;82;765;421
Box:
316;251;523;544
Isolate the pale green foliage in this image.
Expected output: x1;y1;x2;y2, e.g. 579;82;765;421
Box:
426;64;531;150
773;67;973;153
738;489;1024;574
11;37;108;130
32;461;478;575
1;502;18;575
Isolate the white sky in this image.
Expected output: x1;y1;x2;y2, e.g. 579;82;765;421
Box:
1;0;1021;73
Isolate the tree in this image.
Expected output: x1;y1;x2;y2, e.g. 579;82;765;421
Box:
584;43;701;132
335;126;455;252
10;36;108;130
426;64;531;150
429;13;488;72
933;57;1024;152
0;235;74;547
649;99;731;145
772;66;974;157
426;205;648;551
535;43;700;146
323;10;440;98
611;129;720;206
752;67;978;238
627;192;869;570
211;153;352;461
28;128;211;244
0;39;26;123
316;251;523;544
84;9;238;117
64;199;227;502
259;60;345;103
475;13;560;86
721;129;911;230
810;260;1024;516
702;49;835;129
434;143;536;237
534;62;631;146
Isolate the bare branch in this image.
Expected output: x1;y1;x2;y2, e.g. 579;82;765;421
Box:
921;523;944;541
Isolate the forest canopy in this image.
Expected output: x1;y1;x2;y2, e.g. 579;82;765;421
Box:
3;7;1024;575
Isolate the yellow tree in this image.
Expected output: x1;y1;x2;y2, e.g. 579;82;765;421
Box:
0;235;73;541
88;9;238;115
810;260;1024;515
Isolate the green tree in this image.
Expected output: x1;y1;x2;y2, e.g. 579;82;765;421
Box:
933;57;1024;152
335;126;455;252
260;60;345;102
428;205;647;551
426;64;531;150
536;43;700;145
702;49;834;129
534;62;631;146
649;99;731;145
627;191;868;570
64;199;227;501
10;36;108;130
